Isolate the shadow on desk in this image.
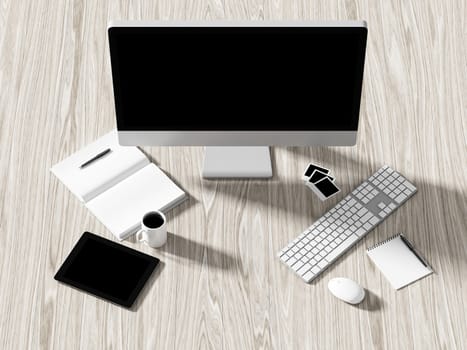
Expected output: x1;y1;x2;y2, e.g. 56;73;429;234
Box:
193;147;385;222
197;147;466;282
405;182;466;275
131;261;165;312
358;289;384;311
286;146;467;265
131;168;465;312
130;233;241;311
159;232;241;271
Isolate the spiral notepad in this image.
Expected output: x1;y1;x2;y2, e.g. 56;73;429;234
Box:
366;234;432;290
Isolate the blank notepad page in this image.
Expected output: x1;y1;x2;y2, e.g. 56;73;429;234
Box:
366;234;432;289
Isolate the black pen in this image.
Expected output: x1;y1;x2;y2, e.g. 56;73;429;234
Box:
80;148;112;169
400;235;428;267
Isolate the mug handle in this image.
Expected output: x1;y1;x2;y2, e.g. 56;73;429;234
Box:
136;229;146;243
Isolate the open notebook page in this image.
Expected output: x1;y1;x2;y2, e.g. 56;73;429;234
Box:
51;130;148;202
86;163;186;240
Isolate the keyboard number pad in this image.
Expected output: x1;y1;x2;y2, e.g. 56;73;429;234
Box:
353;182;379;204
371;169;416;203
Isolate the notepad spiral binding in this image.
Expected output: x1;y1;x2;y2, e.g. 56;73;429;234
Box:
367;233;401;251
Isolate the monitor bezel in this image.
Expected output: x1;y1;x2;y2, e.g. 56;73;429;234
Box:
108;21;367;146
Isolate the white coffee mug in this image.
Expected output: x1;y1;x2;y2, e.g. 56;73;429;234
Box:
136;211;167;248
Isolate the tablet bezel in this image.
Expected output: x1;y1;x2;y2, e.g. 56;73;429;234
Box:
54;232;159;308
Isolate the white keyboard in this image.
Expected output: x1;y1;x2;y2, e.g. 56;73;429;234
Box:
278;165;417;283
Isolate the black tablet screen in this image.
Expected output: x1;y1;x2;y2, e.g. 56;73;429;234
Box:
55;232;159;307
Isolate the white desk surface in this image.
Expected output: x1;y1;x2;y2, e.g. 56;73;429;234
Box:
0;0;466;349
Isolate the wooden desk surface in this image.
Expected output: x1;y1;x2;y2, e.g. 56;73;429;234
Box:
0;1;465;349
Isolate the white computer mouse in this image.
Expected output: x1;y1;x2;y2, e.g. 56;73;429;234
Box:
328;277;365;304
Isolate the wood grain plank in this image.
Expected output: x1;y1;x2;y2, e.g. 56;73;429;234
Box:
0;0;466;349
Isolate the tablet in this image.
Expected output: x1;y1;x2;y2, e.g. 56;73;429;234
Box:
54;232;159;308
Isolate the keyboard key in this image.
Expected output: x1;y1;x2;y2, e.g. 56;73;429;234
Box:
311;266;320;274
405;181;416;192
317;259;328;269
325;234;359;262
293;251;303;260
361;212;374;222
297;264;311;276
395;193;407;203
355;228;366;237
292;261;304;271
369;216;380;225
357;208;367;217
302;270;315;282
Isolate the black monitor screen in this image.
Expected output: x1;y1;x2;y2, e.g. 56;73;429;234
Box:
109;26;367;131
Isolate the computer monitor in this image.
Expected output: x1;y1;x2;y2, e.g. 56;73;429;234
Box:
108;21;367;178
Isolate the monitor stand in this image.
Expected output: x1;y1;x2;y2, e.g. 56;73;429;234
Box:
203;147;273;178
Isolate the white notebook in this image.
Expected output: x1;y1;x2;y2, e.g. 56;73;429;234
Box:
366;234;433;290
51;130;186;240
